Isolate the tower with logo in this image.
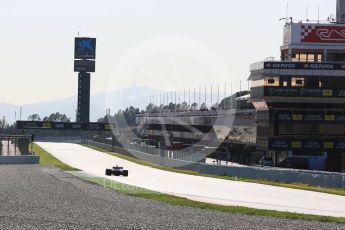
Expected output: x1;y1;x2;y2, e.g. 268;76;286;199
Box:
74;37;96;123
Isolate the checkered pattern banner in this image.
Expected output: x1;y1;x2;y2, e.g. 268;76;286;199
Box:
300;24;345;43
301;25;316;40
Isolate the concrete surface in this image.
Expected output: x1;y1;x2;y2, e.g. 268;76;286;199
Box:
37;142;345;218
85;140;345;188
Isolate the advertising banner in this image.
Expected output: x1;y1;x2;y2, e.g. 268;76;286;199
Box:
269;138;345;150
16;121;115;131
264;62;345;70
74;60;96;72
74;37;96;59
301;24;345;43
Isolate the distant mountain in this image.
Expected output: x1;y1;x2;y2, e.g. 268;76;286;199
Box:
0;103;20;124
0;86;161;124
0;85;228;124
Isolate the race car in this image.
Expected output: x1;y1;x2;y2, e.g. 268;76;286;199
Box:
105;166;129;177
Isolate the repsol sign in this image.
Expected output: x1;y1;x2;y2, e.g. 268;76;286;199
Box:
309;64;334;69
264;62;345;70
271;63;296;69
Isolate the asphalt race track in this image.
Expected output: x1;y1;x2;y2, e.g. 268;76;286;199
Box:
37;142;345;218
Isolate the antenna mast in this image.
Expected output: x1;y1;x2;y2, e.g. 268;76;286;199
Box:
286;2;289;23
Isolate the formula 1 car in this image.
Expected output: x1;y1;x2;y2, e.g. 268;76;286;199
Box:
105;166;129;177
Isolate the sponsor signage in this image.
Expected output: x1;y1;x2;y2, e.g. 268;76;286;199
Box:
284;23;345;45
269;139;345;150
274;110;345;123
85;123;101;130
74;60;95;72
74;37;96;59
301;24;345;44
265;87;345;98
264;62;345;70
270;140;289;149
16;121;115;131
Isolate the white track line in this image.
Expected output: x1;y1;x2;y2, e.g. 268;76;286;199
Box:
37;142;345;217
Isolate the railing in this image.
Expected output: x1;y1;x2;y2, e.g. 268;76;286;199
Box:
0;135;33;156
137;109;256;117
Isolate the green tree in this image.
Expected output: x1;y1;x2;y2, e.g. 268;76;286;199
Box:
168;103;176;112
43;112;70;122
180;102;188;112
0;119;4;129
200;103;208;111
145;103;154;113
99;106;140;128
191;103;198;111
28;114;41;121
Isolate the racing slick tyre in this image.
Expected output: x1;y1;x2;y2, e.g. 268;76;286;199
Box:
123;170;129;177
105;169;112;176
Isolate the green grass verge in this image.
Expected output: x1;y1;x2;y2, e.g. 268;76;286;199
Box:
79;174;345;223
81;144;345;197
32;143;80;171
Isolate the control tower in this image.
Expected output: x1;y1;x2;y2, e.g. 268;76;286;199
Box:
249;0;345;172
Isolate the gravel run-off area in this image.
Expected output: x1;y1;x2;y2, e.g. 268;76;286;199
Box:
0;165;344;230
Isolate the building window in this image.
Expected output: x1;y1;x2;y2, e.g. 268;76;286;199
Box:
264;77;279;86
268;79;275;84
299;54;307;62
327;51;345;62
291;50;323;62
291;77;304;87
250;77;280;87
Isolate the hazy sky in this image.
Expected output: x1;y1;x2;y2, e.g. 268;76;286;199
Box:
0;0;335;105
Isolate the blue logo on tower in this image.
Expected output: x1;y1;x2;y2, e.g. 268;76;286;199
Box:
74;37;96;59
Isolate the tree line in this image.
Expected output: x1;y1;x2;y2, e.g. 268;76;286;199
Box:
27;112;71;122
97;106;140;128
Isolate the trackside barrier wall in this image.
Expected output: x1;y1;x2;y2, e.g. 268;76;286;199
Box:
35;136;82;143
83;140;345;188
0;155;39;164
